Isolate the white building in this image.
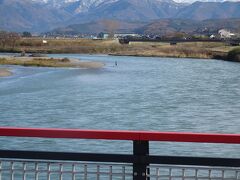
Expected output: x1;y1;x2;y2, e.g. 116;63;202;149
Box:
210;34;216;39
113;33;139;38
98;32;139;39
218;29;235;39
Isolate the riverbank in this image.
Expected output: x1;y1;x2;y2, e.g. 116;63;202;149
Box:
109;49;227;60
227;48;240;62
0;56;104;69
0;68;12;77
109;41;233;60
0;38;239;61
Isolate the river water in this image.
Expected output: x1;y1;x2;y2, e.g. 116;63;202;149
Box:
0;54;239;157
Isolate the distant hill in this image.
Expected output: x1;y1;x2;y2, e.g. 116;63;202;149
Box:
50;18;240;36
0;0;72;32
176;1;240;20
51;20;146;35
1;0;240;32
136;19;240;35
68;0;185;24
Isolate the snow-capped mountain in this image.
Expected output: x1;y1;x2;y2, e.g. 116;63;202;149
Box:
31;0;119;13
31;0;240;13
1;0;240;32
31;0;78;7
32;0;115;8
32;0;78;4
63;0;119;14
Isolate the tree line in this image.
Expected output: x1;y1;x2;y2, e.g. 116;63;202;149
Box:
0;31;32;49
0;31;21;49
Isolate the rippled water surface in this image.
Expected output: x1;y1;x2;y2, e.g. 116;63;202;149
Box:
0;54;239;157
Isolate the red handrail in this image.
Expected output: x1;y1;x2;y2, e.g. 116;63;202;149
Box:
0;127;239;144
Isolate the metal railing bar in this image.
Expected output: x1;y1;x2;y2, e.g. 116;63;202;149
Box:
0;127;239;180
122;166;126;180
72;164;75;180
23;162;26;180
0;150;239;167
10;161;14;180
149;165;240;170
0;161;1;180
0;160;132;168
147;175;237;180
84;164;87;180
0;127;240;144
109;165;113;180
96;165;100;180
147;155;240;167
0;169;132;176
3;167;238;174
34;163;38;180
0;150;135;163
47;163;50;180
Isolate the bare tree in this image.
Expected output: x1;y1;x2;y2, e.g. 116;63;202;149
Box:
0;31;21;49
0;31;7;48
102;20;120;38
8;32;21;49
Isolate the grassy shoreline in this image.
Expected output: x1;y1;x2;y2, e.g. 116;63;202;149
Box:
0;38;239;61
109;50;228;60
0;57;105;69
0;48;228;60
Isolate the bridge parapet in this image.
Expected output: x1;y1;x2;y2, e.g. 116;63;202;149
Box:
0;127;239;180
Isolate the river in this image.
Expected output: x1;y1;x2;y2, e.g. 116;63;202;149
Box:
0;54;239;158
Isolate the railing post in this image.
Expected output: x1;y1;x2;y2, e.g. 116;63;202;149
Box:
133;140;150;180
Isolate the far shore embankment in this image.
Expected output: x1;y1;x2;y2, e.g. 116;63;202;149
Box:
109;50;228;60
0;38;239;62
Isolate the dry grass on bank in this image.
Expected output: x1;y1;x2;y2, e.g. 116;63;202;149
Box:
1;38;238;60
112;42;230;59
110;41;234;59
0;57;104;68
14;38;128;54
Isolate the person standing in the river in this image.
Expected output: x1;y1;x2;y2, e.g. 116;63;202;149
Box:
115;61;118;66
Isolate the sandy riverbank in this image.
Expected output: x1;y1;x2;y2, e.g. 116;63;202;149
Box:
0;56;105;69
0;68;12;77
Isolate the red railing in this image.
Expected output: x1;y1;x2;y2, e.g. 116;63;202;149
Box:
0;127;240;180
0;126;239;144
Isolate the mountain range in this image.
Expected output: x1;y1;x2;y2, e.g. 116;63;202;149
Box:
136;18;240;35
50;18;240;36
0;0;240;33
